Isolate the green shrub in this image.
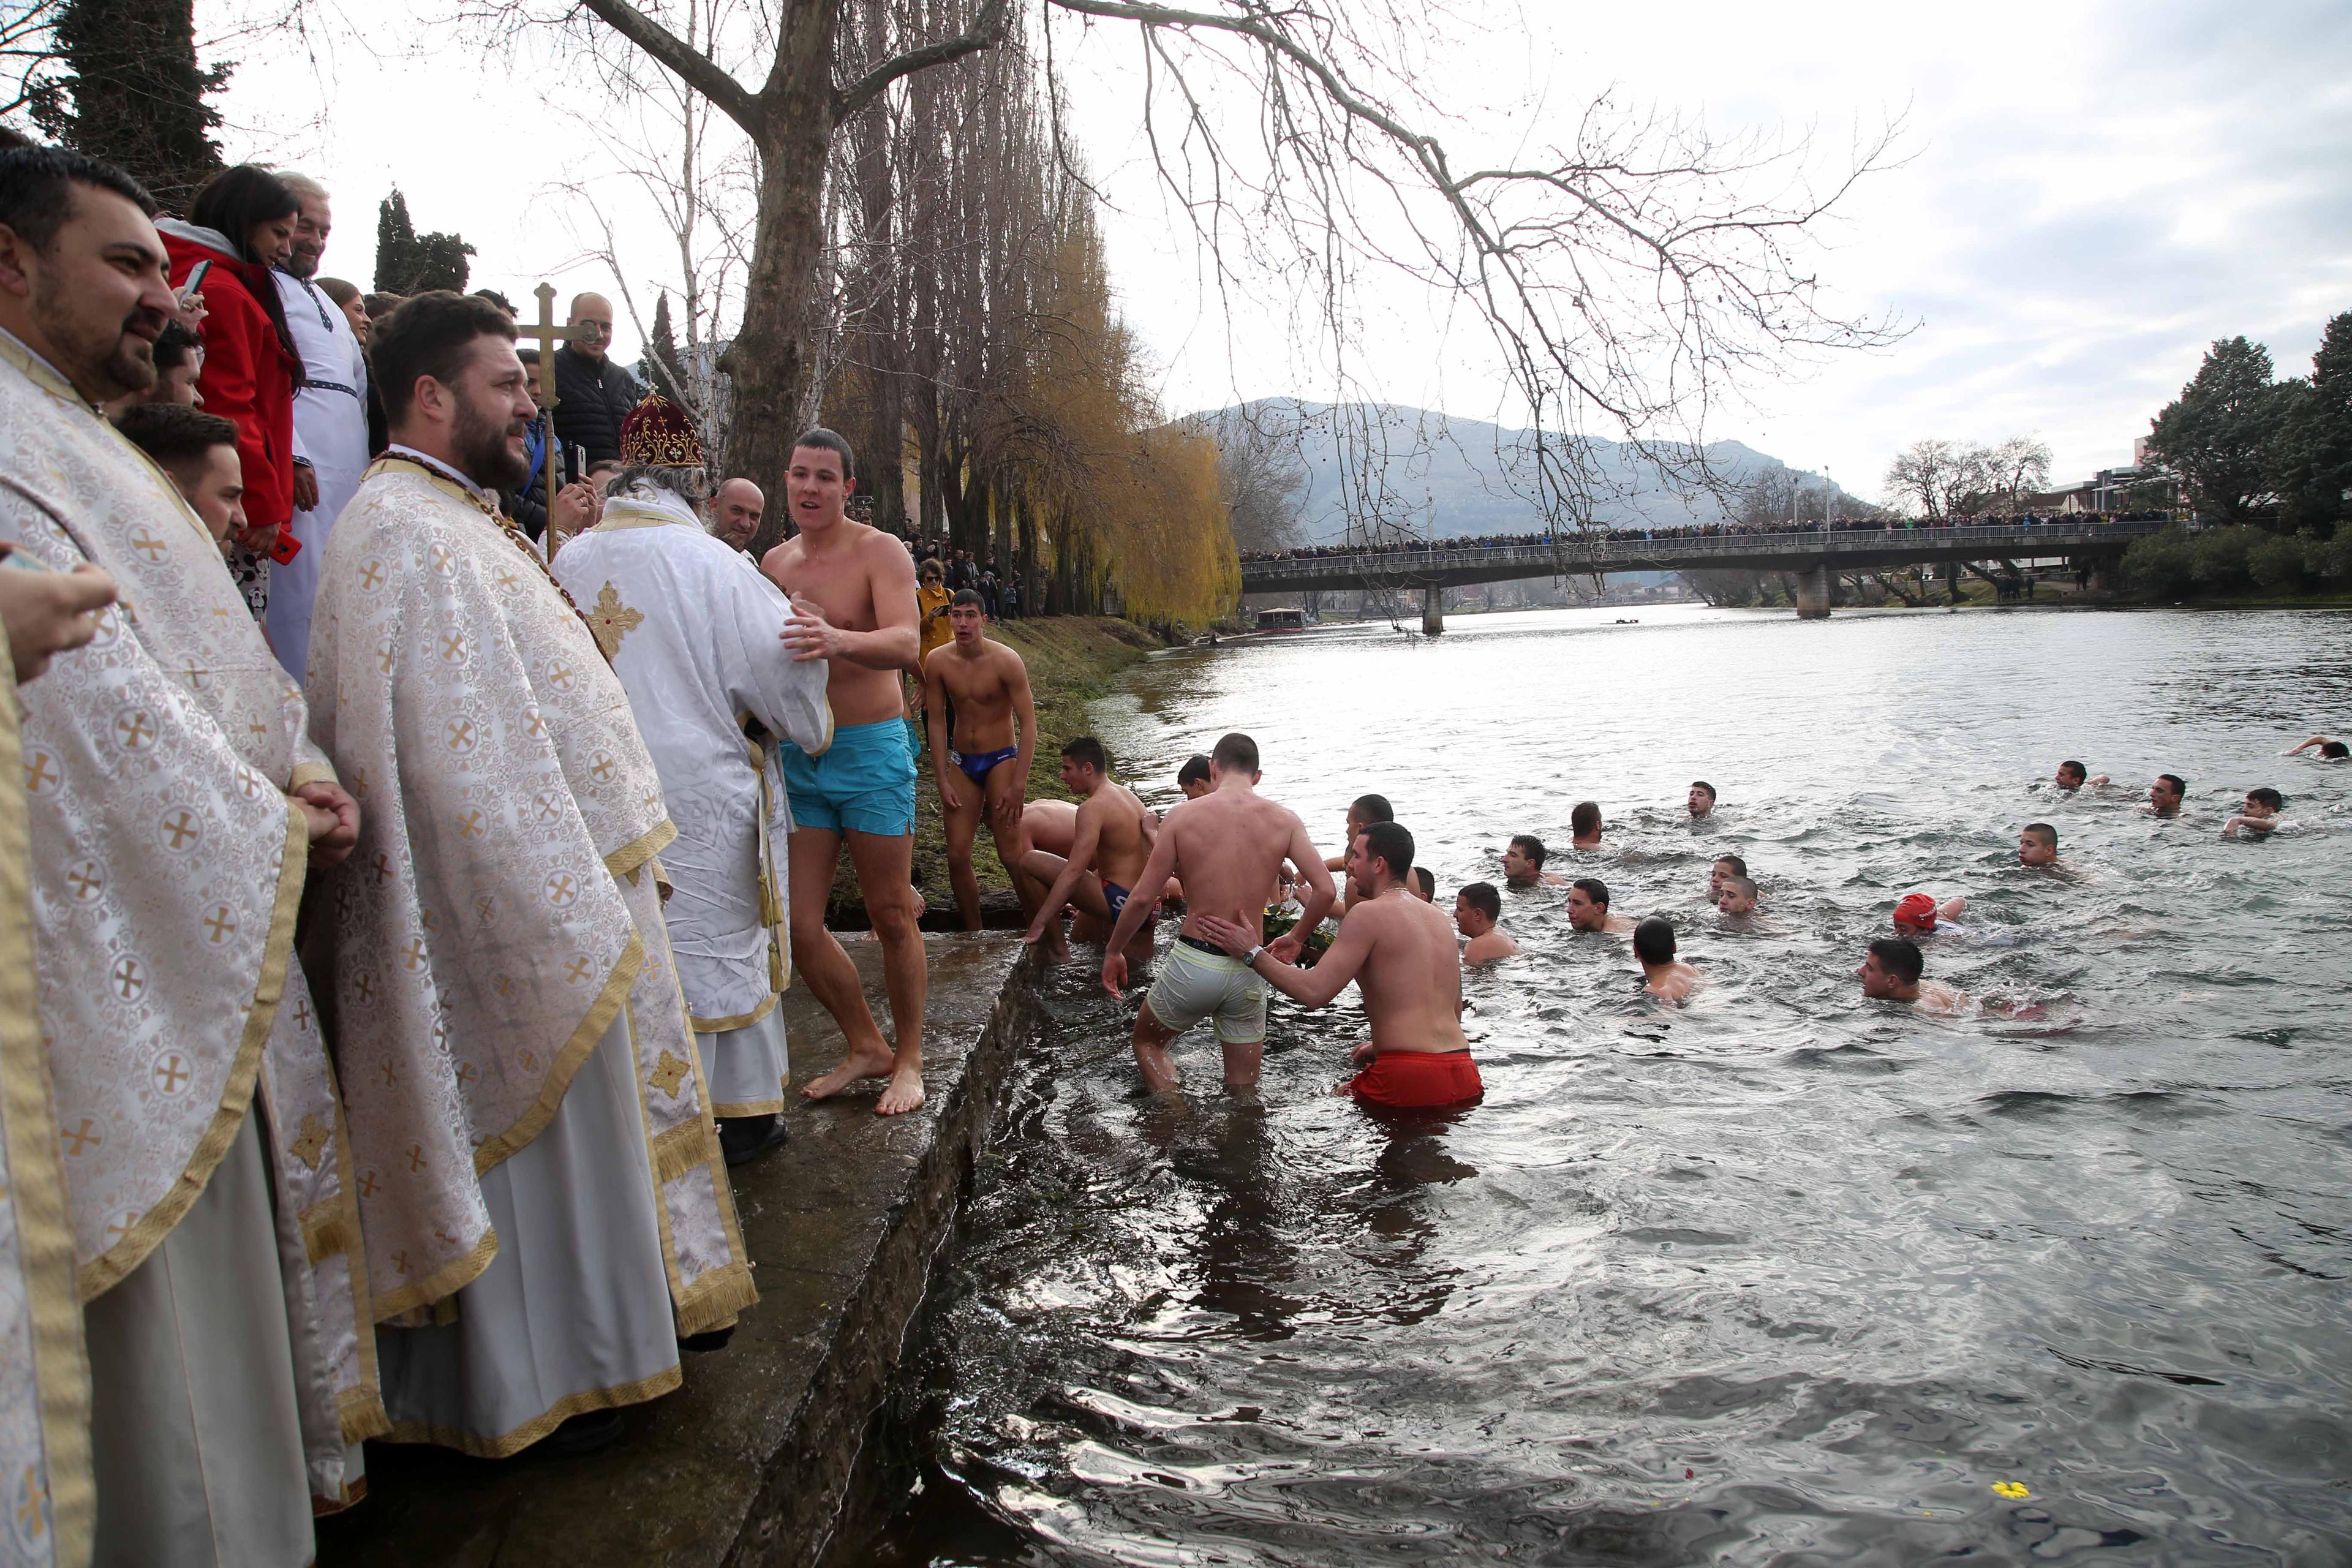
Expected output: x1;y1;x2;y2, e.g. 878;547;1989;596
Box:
2124;526;2197;596
2247;531;2321;592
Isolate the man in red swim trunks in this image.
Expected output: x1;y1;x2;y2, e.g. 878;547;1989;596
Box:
1194;821;1482;1110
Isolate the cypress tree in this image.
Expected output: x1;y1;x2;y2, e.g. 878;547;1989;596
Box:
647;291;688;400
29;0;227;209
373;187;474;294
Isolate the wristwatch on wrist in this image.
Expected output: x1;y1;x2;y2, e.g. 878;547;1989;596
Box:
1244;944;1265;967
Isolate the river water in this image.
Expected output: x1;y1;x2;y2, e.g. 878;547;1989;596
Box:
867;604;2352;1566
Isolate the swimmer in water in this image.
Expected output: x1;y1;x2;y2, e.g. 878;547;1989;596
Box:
1101;732;1335;1095
1193;822;1483;1110
2222;787;2286;839
2056;760;2109;790
1858;935;1966;1014
1634;916;1701;1002
1709;853;1748;900
1893;892;1969;937
1502;833;1566;888
1453;881;1519;962
1687;780;1716;819
1716;873;1758;917
2019;822;2060;867
1570;799;1604;850
1408;867;1435;902
1568;876;1636;934
1175;753;1213;799
1019;737;1158;961
2288;736;2348;761
2146;772;2186;818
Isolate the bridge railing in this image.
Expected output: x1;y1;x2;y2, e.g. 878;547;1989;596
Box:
1239;520;2163;582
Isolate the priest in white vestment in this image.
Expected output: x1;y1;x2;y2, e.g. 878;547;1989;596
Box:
0;148;383;1566
304;290;754;1460
264;174;371;682
552;395;832;1167
0;608;97;1568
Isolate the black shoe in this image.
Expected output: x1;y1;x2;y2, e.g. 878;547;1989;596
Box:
679;1325;736;1353
534;1408;625;1458
718;1113;789;1167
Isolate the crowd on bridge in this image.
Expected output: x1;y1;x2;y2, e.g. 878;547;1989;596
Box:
1237;508;2174;564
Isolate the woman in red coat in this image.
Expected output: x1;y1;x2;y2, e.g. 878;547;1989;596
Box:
160;166;304;619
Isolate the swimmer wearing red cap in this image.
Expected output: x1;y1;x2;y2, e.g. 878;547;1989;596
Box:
1892;892;1968;935
1193;821;1483;1111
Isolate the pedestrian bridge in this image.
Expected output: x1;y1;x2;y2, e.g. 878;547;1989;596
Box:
1238;518;2165;625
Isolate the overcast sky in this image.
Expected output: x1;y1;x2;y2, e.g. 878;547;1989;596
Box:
199;0;2350;498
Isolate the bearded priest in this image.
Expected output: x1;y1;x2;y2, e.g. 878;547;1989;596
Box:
304;292;755;1460
552;393;832;1168
0;147;382;1564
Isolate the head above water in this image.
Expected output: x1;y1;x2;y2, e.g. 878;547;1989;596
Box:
1632;916;1676;966
2056;760;2088;790
1567;876;1611;930
1716;875;1757;915
1501;834;1547;886
1176;753;1213;798
1570;801;1602;840
2322;740;2350;760
1860;936;1924;997
1687;781;1716;816
1210;732;1259;782
1408;867;1435;902
2245;787;2282;815
1455;881;1501;934
1350;820;1414;891
2150;774;2186;813
1893;892;1940;933
2019;822;2059;865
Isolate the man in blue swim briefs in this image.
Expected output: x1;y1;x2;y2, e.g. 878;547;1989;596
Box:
924;590;1041;934
1020;736;1158;963
761;428;928;1115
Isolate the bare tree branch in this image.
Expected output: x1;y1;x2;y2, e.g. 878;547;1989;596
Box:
834;0;1009;121
573;0;759;133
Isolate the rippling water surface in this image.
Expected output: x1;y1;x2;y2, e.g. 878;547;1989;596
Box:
867;605;2352;1566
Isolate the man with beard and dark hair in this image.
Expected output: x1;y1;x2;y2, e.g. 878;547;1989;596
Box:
2;143;381;1562
305;290;757;1461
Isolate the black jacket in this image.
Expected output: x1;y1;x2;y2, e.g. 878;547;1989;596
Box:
549;345;643;466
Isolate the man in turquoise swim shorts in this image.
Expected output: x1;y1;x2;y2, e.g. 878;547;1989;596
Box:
761;428;929;1116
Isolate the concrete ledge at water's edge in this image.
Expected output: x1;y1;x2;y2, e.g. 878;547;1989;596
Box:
315;933;1042;1568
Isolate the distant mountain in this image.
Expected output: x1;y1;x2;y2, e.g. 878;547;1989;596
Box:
1190;398;1828;546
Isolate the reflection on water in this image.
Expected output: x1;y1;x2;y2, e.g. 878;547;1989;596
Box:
869;605;2352;1565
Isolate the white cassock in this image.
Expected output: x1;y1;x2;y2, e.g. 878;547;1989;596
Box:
306;450;755;1457
266;270;371;682
552;489;833;1114
0;330;382;1566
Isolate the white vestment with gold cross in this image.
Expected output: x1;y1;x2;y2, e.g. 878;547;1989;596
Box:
304;455;755;1455
0;641;92;1568
0;330;385;1564
552;491;832;1115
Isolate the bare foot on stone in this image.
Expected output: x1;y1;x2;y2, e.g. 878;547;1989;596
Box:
802;1043;896;1102
876;1062;925;1117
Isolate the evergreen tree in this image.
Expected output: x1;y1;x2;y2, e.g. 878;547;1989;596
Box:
2146;336;2286;525
29;0;226;209
646;290;688;401
2266;311;2352;534
372;187;475;294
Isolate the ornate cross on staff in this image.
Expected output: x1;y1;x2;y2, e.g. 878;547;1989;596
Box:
515;283;575;555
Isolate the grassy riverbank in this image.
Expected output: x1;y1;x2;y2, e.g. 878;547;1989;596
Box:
825;616;1175;922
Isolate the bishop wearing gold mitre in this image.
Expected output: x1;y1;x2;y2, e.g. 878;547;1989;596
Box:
303;290;755;1460
0;147;382;1566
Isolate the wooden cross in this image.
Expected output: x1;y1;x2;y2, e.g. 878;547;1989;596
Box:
516;283;576;555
